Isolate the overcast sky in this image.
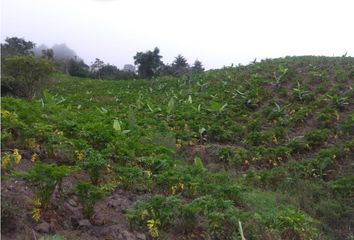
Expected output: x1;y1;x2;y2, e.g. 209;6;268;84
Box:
1;0;354;69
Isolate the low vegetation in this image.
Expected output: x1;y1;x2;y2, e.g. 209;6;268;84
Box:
1;55;353;239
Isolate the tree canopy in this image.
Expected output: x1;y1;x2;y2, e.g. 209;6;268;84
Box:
1;37;35;58
134;47;163;79
192;59;205;73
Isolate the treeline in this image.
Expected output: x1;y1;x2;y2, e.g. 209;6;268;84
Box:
1;36;205;99
1;37;205;80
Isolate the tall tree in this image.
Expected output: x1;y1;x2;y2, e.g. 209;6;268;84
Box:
41;48;54;60
133;47;163;79
191;59;205;73
90;58;105;79
123;64;136;73
1;37;35;57
172;54;189;76
68;59;89;78
97;64;118;80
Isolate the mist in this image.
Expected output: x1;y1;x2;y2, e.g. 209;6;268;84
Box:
1;0;354;69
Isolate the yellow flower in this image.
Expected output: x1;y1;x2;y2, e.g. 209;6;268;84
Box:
1;110;11;117
31;208;41;222
1;154;12;169
54;129;64;136
144;170;152;177
334;111;340;121
147;219;160;239
31;198;42;222
13;149;22;164
171;182;184;194
171;185;177;195
31;153;38;162
175;139;182;149
32;198;42;207
75;150;84;161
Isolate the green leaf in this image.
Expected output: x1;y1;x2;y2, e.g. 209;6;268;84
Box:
194;157;205;171
167;97;175;114
113;119;121;132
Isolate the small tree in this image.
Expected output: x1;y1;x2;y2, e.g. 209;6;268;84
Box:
41;48;54;60
68;59;89;78
134;47;163;79
97;64;118;80
192;59;204;73
172;54;190;76
123;64;136;73
90;58;105;79
1;56;53;99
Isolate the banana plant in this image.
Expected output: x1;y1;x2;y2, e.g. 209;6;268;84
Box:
197;80;208;92
207;101;228;114
113;119;131;134
199;127;206;144
293;81;309;101
146;100;162;113
272;65;288;87
325;94;349;110
166;97;176;114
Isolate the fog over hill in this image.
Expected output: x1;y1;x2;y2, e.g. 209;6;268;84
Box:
33;43;79;60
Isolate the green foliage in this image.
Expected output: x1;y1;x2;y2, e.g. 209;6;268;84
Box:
171;54;189;76
113;165;151;192
74;181;106;218
304;129;329;148
68;59;89;78
19;162;74;208
126;195;181;233
293;81;309;102
134;47;163;78
39;235;66;240
2;55;53;98
1;36;35;57
191;59;204;73
78;149;107;185
272;209;319;239
2;56;353;239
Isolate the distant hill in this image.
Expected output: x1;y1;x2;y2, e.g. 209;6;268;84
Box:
32;43;79;60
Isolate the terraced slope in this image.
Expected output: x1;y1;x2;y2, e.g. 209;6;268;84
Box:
1;56;353;240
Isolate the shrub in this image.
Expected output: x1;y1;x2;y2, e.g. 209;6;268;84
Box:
1;55;53;99
287;138;309;154
304;130;329;148
79;149;107;185
272;209;319;239
125;195;182;238
113;165;151;192
74;181;106;218
19;162;73;209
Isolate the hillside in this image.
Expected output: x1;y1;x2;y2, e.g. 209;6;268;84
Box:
1;56;353;240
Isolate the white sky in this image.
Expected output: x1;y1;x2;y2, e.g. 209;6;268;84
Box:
1;0;354;69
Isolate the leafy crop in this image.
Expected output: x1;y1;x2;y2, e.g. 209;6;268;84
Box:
2;56;353;239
